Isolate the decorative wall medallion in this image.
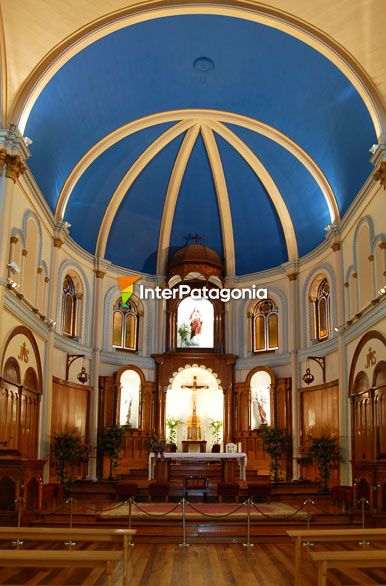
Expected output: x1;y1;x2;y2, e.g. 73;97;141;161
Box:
365;347;376;369
18;342;29;363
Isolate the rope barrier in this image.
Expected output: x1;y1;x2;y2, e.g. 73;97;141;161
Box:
75;499;131;513
132;500;182;517
186;501;247;519
310;501;336;515
251;500;306;521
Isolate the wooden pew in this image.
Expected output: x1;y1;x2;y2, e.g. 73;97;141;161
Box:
0;526;136;586
287;528;386;586
309;550;386;586
0;549;122;586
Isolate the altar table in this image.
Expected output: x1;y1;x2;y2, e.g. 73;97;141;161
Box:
148;452;247;482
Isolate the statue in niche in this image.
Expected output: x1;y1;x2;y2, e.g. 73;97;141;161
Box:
252;389;269;427
189;306;203;344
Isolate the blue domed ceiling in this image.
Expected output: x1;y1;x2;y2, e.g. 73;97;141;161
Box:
24;14;377;275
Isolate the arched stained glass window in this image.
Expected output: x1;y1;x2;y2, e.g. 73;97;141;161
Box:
252;299;278;352
62;276;76;337
112;298;138;351
315;279;330;341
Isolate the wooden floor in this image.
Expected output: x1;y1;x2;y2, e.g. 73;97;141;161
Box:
1;541;386;585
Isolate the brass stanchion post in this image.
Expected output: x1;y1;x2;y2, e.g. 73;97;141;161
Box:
303;498;314;547
64;497;76;546
11;495;24;548
358;497;370;545
242;498;254;548
128;498;134;547
179;499;189;548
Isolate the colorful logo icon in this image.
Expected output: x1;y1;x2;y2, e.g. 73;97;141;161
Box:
117;276;141;305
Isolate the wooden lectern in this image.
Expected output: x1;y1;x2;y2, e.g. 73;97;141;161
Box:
0;449;46;522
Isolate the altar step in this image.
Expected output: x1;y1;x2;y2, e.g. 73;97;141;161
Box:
29;510;362;543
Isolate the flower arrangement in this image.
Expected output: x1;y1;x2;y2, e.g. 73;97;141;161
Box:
146;436;167;455
178;323;191;347
210;419;223;445
166;417;182;444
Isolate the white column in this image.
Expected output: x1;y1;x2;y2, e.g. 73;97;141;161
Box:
330;238;350;484
89;267;106;480
287;267;299;480
39;233;64;479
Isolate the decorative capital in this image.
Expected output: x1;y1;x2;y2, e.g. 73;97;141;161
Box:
75;292;84;300
21;248;28;257
52;220;69;249
37;267;43;274
373;161;386;190
44;276;50;283
5;154;26;182
282;260;299;281
0;149;6;174
352;272;358;279
368;255;374;262
331;242;341;252
10;236;18;244
95;270;105;279
344;282;349;288
53;237;63;248
0;126;30;176
380;242;386;250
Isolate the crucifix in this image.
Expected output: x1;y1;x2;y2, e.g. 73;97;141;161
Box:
181;376;209;414
184;233;202;245
181;376;209;440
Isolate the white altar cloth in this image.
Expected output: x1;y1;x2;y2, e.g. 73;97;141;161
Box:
148;452;247;481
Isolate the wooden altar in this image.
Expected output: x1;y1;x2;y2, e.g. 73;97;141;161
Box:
149;452;247;483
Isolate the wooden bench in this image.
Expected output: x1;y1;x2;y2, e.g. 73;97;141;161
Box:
0;526;136;586
309;550;386;586
0;549;123;586
287;528;386;586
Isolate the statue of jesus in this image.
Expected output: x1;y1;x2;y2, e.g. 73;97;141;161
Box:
189;306;203;340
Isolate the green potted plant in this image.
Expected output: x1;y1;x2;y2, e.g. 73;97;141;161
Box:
98;424;125;480
210;419;223;453
262;426;289;482
51;432;88;488
307;433;341;491
166;417;182;451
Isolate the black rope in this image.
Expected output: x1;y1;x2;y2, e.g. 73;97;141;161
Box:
131;500;182;517
186;501;247;519
75;500;132;513
251;500;306;520
310;501;336;515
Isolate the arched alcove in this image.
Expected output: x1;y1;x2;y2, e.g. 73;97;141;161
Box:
166;365;223;450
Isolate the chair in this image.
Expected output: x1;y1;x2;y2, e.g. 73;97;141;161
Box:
115;481;138;502
184;475;209;502
247;480;271;503
148;482;170;503
217;482;239;503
